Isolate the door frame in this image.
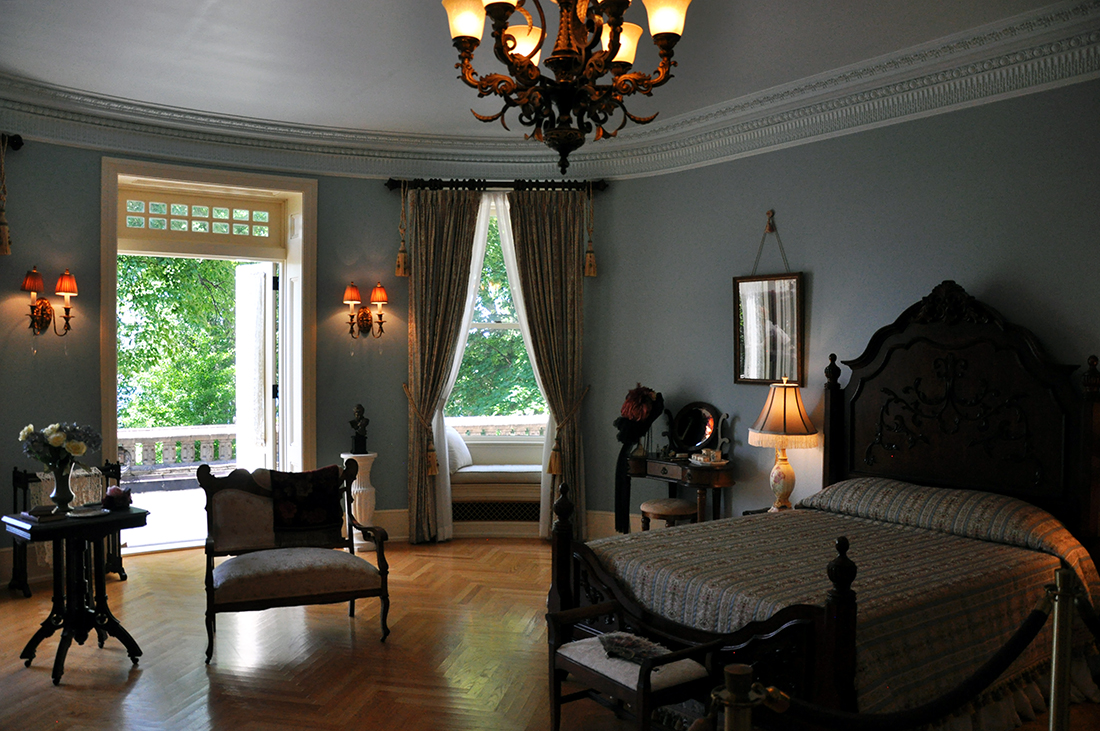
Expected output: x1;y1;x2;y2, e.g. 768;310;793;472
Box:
100;158;318;471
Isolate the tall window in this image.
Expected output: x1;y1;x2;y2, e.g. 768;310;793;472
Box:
446;214;546;423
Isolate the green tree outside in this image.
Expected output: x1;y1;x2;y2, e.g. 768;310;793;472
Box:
117;256;237;428
446;217;547;417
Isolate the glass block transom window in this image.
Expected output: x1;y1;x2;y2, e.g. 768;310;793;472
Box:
119;187;283;248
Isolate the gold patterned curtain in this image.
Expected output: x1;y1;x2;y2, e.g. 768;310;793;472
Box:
406;188;481;544
508;189;588;539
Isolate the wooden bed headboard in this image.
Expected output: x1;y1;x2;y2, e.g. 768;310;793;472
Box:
822;281;1100;552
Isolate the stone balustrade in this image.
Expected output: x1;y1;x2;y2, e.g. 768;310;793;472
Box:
445;415;547;439
117;425;236;474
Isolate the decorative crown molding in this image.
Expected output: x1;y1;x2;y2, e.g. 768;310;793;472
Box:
1;1;1098;180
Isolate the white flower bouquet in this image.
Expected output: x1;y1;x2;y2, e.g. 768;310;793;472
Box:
19;422;102;474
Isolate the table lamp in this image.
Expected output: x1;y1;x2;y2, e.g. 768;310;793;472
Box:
747;378;821;511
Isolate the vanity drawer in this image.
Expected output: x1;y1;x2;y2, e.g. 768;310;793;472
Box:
647;461;685;481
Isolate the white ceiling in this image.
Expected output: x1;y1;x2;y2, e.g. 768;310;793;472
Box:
0;0;1056;139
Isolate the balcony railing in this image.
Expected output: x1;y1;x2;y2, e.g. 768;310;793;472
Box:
445;415;547;439
117;425;236;476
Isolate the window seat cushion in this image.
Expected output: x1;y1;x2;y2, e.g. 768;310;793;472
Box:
212;547;381;605
451;464;542;484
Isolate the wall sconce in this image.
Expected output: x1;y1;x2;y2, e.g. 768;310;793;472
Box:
343;281;387;339
20;266;78;336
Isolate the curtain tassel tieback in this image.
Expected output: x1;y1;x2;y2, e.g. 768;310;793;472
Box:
583;182;596;278
402;383;439;476
395;181;410;277
547;385;590;476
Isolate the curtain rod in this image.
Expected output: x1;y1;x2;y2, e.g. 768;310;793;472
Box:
385;178;607;192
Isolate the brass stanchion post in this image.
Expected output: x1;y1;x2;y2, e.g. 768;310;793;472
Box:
1049;568;1074;731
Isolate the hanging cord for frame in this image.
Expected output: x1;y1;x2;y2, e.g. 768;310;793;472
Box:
395;180;409;277
584;182;597;277
750;209;790;276
0;135;10;256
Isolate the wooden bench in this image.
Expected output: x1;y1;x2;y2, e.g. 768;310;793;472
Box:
197;459;389;663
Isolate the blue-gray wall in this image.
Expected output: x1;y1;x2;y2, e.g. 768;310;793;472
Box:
585;78;1100;517
1;78;1097;547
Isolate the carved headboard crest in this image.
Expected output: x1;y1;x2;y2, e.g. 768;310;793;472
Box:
910;280;991;326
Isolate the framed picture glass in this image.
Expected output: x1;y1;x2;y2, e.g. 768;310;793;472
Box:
734;272;804;385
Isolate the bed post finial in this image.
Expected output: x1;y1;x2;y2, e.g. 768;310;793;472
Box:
548;483;575;613
823;355;845;488
818;536;858;711
1084;356;1099;395
824;354;840;387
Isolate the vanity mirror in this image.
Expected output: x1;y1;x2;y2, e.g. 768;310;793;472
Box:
734;272;804;385
665;402;729;456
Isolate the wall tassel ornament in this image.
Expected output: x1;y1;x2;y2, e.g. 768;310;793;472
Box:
584;183;597;277
395;181;410;277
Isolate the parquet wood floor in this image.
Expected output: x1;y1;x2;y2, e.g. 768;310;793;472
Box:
1;539;1098;731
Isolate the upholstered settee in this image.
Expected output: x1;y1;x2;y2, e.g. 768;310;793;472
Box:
197;459;389;663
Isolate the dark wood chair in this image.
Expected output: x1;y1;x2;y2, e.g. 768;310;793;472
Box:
197;459;390;663
9;462;127;597
547;600;723;731
639;498;697;531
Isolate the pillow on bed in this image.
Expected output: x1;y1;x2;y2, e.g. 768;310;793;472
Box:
801;477;1100;600
445;426;473;474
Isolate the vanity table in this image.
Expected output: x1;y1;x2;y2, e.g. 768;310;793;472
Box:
628;455;734;523
630;401;734;523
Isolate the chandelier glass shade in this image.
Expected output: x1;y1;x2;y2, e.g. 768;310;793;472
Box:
441;0;692;173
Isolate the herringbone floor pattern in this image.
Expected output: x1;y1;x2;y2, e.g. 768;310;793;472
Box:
2;539;1098;730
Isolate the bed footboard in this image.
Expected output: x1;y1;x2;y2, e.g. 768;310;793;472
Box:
546;483;858;710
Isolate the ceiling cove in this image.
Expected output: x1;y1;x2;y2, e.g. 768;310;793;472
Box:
0;1;1097;180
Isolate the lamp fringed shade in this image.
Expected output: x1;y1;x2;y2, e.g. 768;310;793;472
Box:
55;269;78;298
343;282;362;306
369;282;388;307
21;266;44;295
747;380;821;450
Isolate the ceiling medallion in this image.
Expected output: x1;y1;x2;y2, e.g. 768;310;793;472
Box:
442;0;692;173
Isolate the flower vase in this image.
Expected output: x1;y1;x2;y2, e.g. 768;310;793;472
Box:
50;467;75;513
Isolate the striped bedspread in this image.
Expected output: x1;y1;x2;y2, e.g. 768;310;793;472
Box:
586;479;1099;715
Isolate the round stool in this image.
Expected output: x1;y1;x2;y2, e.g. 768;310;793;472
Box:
639;498;697;530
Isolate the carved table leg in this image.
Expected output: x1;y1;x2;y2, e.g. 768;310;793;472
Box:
20;539;66;666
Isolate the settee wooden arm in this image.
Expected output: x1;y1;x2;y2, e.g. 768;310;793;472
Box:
352;522;389;573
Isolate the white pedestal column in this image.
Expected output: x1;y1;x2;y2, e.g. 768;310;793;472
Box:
340;452;377;528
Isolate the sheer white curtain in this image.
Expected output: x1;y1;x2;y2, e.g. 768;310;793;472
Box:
494;194;556;537
431;194;492;542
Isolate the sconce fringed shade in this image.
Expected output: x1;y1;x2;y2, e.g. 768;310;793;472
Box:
441;0;693;173
21;265;77;336
369;282;388;308
748;378;820;512
55;269;78;303
21;266;44;298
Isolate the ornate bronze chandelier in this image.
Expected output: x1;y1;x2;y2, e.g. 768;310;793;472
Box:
441;0;692;173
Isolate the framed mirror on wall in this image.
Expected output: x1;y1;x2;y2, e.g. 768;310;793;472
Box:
734;272;804;385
